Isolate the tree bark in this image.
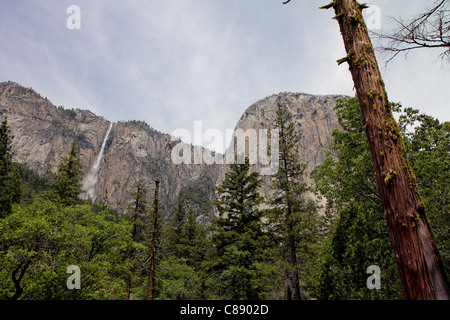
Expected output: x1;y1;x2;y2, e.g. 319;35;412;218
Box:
147;179;160;300
325;0;450;300
279;122;301;300
10;261;31;300
125;277;131;300
287;205;301;300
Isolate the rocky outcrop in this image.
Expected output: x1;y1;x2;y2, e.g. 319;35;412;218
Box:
223;92;345;210
96;119;222;218
0;81;344;221
0;81;111;177
0;81;220;220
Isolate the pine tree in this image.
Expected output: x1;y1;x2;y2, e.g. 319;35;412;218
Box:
125;179;150;243
157;193;209;299
211;156;266;299
166;193;187;257
123;179;151;300
213;156;264;254
322;0;450;299
50;141;84;206
314;97;403;299
268;103;319;300
0;117;22;218
314;98;450;299
165;193;207;262
183;207;207;266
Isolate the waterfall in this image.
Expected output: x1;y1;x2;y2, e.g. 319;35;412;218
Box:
82;122;113;200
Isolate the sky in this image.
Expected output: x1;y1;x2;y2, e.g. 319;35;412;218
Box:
0;0;449;153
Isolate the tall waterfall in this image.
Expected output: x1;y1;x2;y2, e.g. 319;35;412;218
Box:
82;122;113;200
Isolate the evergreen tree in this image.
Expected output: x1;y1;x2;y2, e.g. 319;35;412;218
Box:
123;179;151;299
210;156;267;299
313;97;448;299
50;141;84;206
164;194;207;265
15;162;50;205
125;179;150;243
166;193;187;257
396;105;450;276
323;0;449;299
268;103;320;300
156;193;209;300
0;117;22;218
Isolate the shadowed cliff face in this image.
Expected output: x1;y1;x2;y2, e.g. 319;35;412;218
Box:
95;119;222;219
0;81;343;221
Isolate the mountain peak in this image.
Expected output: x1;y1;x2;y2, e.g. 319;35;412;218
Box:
1;82;343;221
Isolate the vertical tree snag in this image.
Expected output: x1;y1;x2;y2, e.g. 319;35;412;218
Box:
147;176;160;300
322;0;450;299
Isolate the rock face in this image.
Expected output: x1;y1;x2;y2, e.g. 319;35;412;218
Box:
96;120;222;221
0;81;221;221
223;92;345;210
0;81;344;221
0;81;111;177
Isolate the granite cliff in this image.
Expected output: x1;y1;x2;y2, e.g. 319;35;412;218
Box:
0;81;344;221
0;81;220;221
223;92;345;210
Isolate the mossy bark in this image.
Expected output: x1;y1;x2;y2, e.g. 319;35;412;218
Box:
329;0;450;300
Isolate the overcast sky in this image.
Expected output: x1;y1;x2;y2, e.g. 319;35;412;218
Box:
0;0;448;152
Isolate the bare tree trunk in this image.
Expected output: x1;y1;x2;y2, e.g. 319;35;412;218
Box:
10;261;31;300
287;206;301;300
323;0;450;299
147;179;160;300
125;277;131;300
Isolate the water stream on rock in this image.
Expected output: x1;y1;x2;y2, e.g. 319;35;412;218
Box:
82;122;113;200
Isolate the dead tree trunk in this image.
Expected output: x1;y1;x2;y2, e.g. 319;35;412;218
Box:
286;205;301;300
147;178;160;300
322;0;450;300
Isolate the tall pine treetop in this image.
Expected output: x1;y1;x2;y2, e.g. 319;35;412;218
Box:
50;141;85;206
0;117;22;218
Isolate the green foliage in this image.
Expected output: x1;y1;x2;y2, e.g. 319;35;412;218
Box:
163;195;207;266
396;106;450;275
49;141;85;206
181;173;215;216
121;179;154;299
313;96;449;299
0;197;133;300
314;97;381;215
57;107;79;122
156;257;200;300
2;97;446;301
209;156;270;299
313;97;403;299
124;179;151;243
14;162;51;205
157;193;209;299
0;118;22;218
213;157;264;253
267;103;320;300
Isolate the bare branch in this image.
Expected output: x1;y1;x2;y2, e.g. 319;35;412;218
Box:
373;0;450;65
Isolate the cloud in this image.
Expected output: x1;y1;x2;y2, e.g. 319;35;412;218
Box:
0;0;448;154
